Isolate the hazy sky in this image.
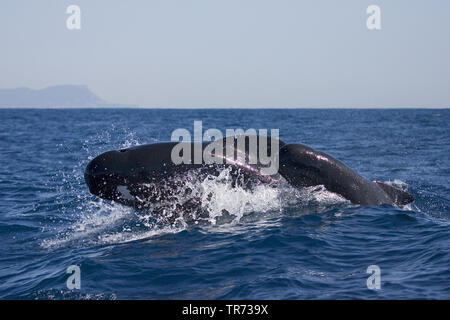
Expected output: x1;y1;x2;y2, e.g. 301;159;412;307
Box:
1;0;449;108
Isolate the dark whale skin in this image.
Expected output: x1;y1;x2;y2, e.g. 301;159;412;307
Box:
278;143;413;206
85;136;413;207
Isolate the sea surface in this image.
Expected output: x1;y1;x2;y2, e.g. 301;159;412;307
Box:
0;108;448;299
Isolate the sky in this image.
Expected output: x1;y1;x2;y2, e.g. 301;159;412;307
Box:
0;0;449;108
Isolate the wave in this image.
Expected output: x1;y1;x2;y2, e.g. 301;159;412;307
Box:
42;166;350;249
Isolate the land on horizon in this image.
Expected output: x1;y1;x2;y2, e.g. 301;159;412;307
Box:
0;85;448;109
0;85;131;108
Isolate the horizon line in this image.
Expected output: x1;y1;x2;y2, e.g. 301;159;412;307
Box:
0;106;448;110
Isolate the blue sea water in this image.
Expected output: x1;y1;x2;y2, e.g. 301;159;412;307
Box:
0;108;448;300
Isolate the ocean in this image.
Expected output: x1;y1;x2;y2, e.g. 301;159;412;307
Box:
0;108;448;299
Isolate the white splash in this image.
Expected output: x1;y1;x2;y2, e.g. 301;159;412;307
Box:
43;163;351;249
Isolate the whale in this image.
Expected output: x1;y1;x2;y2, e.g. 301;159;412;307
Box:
84;135;414;209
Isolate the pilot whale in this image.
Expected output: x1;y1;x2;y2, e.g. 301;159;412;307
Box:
84;135;413;209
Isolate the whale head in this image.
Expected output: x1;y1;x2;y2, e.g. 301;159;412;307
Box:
84;142;201;206
84;149;134;203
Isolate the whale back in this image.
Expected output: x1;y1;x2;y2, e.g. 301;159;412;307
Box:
278;144;402;206
85;138;414;208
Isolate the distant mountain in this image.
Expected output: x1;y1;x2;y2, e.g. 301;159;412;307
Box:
0;85;117;107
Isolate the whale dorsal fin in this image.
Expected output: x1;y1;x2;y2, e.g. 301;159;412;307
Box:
373;181;414;206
